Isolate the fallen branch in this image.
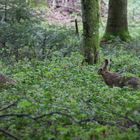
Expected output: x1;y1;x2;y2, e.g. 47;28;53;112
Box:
78;117;115;126
111;110;140;129
0;112;75;123
0;101;18;112
0;113;33;119
0;128;20;140
1;111;139;130
34;111;76;122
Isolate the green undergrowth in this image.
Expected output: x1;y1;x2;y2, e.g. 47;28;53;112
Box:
1;0;140;139
1;45;140;139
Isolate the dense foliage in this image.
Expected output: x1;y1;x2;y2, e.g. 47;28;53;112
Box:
1;42;140;139
1;0;140;140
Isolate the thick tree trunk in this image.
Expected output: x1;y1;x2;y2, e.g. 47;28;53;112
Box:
81;0;99;64
104;0;130;41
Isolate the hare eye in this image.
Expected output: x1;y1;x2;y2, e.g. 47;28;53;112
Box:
99;68;103;71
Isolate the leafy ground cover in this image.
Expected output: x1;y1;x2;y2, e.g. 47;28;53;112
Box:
1;42;140;139
1;0;140;139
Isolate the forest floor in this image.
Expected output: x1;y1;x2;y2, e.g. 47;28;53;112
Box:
32;4;140;31
32;7;82;26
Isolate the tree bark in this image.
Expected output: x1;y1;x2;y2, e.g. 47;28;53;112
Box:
81;0;99;64
104;0;130;41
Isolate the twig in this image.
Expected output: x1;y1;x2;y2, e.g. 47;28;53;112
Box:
0;128;20;140
0;112;75;123
34;111;75;122
0;101;18;112
0;113;33;119
1;111;139;130
78;117;115;126
111;110;140;129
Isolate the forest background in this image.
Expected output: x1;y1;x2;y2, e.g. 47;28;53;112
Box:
0;0;140;140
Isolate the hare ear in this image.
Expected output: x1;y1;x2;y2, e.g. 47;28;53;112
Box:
104;59;109;65
102;59;109;70
108;59;112;70
99;68;103;71
104;59;112;70
106;59;112;70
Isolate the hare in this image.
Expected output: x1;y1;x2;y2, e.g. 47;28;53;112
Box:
98;59;140;89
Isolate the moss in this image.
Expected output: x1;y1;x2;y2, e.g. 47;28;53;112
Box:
119;31;131;41
102;30;131;42
81;0;99;64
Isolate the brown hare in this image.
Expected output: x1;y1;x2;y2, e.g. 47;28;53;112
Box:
98;59;140;89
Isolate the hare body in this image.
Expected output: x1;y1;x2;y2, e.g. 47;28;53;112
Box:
99;70;124;87
98;59;140;89
124;77;140;89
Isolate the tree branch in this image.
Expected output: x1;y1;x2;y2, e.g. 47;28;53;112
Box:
0;101;18;112
0;113;33;119
0;128;20;140
34;111;75;122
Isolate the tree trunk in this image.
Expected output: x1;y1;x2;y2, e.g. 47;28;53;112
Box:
104;0;130;41
81;0;99;64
